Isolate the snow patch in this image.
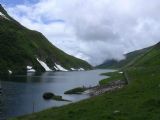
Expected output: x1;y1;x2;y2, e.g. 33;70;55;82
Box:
27;66;36;72
55;63;68;71
54;66;58;70
71;68;76;71
119;72;123;74
113;110;120;114
27;66;32;69
28;69;36;72
78;68;85;71
0;12;10;20
37;58;52;71
70;68;85;71
8;70;12;74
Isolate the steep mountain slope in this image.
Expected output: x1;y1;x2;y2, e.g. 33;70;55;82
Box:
0;5;92;75
97;44;155;68
13;43;160;120
127;42;160;67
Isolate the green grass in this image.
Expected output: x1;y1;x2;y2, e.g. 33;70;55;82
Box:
4;3;160;120
52;95;66;101
11;66;160;120
129;43;160;67
43;92;70;101
97;46;151;69
64;87;87;94
97;42;160;69
99;71;124;85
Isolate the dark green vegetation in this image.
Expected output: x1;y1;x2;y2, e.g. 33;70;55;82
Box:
128;42;160;67
0;5;92;75
64;87;87;94
43;92;55;100
12;42;160;120
99;72;124;85
43;92;70;102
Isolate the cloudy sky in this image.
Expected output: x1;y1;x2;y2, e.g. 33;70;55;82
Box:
1;0;160;65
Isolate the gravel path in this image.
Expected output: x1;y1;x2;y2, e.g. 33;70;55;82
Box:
88;80;127;96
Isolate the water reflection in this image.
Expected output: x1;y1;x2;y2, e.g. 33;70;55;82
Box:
2;69;114;119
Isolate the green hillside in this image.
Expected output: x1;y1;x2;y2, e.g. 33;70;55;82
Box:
0;5;92;75
99;42;160;85
96;45;153;69
12;67;160;120
127;42;160;67
12;42;160;120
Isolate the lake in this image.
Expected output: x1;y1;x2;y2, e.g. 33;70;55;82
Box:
0;69;114;119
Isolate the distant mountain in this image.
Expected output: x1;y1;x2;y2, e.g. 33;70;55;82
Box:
96;43;159;69
127;42;160;67
0;4;92;75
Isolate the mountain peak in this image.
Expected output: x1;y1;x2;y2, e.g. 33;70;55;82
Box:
155;42;160;48
156;41;160;45
0;4;7;15
0;5;12;21
0;6;92;74
0;4;5;12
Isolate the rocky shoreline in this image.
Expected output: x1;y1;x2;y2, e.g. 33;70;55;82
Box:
87;79;128;96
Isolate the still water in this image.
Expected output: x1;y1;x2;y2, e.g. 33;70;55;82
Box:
1;69;114;119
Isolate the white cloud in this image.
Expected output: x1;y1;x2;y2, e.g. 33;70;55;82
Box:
5;0;160;65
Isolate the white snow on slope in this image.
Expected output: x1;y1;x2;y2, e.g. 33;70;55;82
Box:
0;12;10;20
55;63;68;71
54;66;58;70
27;66;36;72
37;58;52;71
71;68;76;71
28;69;36;72
8;70;12;74
27;66;32;69
70;68;85;71
78;68;85;71
119;71;123;74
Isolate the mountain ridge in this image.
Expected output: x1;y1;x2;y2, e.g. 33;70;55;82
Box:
97;42;160;69
0;5;92;75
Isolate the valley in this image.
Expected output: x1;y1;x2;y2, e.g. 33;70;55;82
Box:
0;2;160;120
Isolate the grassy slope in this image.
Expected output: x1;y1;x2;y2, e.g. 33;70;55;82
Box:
128;42;160;67
12;43;160;120
12;67;160;120
99;72;124;85
64;87;87;94
99;42;160;85
0;5;92;75
96;45;152;69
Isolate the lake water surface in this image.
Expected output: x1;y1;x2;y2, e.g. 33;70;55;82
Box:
1;69;114;119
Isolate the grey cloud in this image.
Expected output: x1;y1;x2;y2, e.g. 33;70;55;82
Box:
6;0;160;65
75;23;119;41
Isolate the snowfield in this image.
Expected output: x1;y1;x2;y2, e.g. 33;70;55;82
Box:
78;68;85;71
27;66;32;70
31;59;84;72
8;70;12;74
71;68;76;71
0;12;10;20
55;63;68;71
27;66;36;72
37;58;52;71
70;68;85;71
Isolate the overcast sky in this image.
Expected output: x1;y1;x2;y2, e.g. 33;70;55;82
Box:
2;0;160;65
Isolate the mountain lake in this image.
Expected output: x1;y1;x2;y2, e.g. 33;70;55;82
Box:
0;69;115;119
